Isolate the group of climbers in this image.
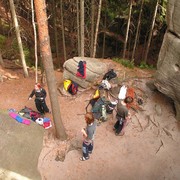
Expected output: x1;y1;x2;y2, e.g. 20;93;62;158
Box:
78;68;136;161
10;61;138;161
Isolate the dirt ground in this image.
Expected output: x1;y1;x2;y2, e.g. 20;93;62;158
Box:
1;60;180;180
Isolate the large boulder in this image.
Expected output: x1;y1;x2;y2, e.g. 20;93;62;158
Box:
0;111;44;179
63;57;108;89
154;0;180;120
166;0;180;36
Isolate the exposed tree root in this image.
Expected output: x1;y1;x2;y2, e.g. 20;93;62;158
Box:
162;127;173;140
148;115;159;127
134;114;143;131
156;140;164;154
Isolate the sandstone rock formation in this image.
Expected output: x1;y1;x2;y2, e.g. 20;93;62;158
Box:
154;0;180;120
63;57;108;89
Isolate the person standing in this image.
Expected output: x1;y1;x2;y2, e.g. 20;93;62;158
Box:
28;83;50;114
114;97;132;136
80;112;97;161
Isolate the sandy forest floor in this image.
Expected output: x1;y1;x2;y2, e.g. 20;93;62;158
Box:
0;59;180;180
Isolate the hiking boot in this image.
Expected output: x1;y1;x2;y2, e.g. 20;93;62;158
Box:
79;156;89;161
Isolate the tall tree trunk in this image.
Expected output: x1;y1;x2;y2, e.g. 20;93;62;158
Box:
52;0;61;67
80;0;84;57
76;0;81;56
0;51;4;68
31;0;38;83
144;0;158;63
122;0;133;59
92;0;102;58
90;0;95;57
60;0;67;63
102;0;107;58
34;0;67;140
131;0;144;62
9;0;29;77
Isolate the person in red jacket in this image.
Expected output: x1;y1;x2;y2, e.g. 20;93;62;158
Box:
28;83;50;114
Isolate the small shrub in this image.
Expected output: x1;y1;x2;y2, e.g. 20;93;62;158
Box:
112;58;134;69
139;61;155;69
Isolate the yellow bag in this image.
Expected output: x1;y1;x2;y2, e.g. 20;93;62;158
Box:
63;80;72;91
93;89;100;99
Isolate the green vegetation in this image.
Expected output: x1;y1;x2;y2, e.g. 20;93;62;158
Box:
138;61;155;69
23;46;31;66
112;58;155;70
0;35;6;49
112;58;134;69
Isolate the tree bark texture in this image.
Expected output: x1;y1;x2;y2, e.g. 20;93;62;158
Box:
122;0;133;59
34;0;67;140
9;0;29;77
92;0;102;58
144;0;158;63
52;0;61;68
90;0;95;57
131;0;144;62
80;0;84;57
0;51;4;68
31;0;38;83
60;0;67;63
76;0;81;56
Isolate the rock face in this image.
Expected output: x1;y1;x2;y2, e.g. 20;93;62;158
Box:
63;57;108;89
154;0;180;120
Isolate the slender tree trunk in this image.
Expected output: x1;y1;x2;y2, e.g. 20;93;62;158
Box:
60;0;67;63
34;0;67;140
52;0;61;67
9;0;29;77
131;0;144;62
80;0;84;57
90;0;95;57
31;0;38;83
0;51;5;68
127;32;132;59
122;0;133;59
76;0;81;56
102;0;107;58
92;0;102;58
144;0;158;63
5;2;11;32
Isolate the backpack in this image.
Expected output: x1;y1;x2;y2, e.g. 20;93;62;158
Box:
103;69;117;81
100;79;111;90
63;80;72;91
91;97;108;121
18;106;41;121
68;81;78;95
106;102;116;114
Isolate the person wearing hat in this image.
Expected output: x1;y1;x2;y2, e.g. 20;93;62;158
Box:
28;83;50;114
